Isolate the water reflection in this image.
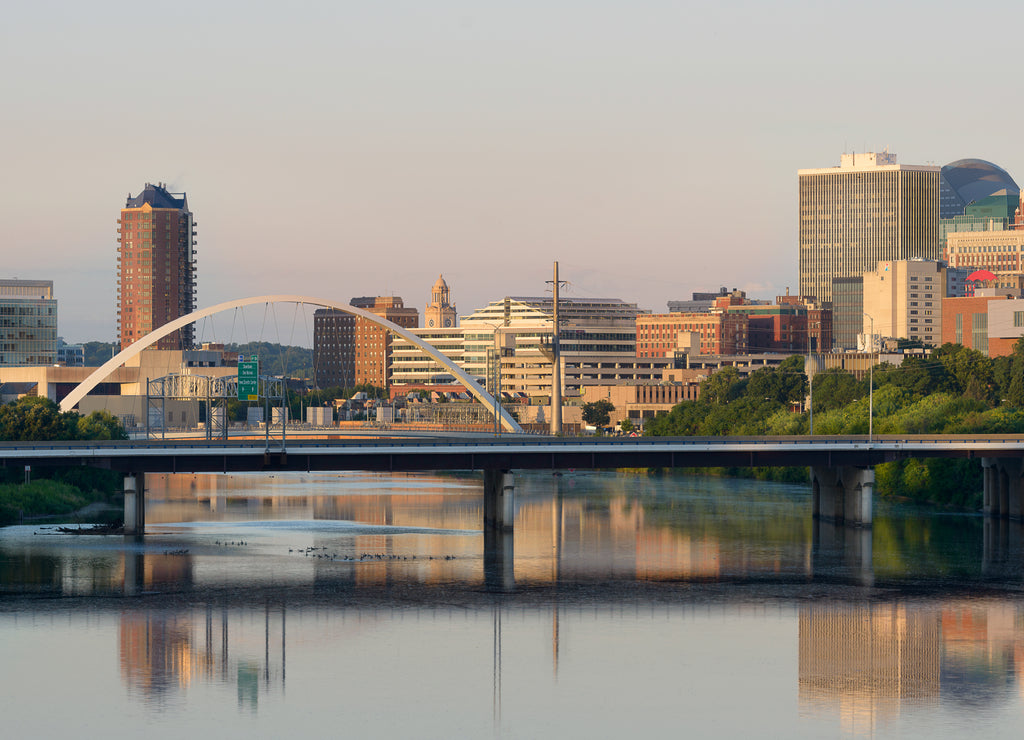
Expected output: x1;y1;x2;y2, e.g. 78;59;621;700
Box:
799;601;1024;735
6;471;1024;736
4;471;1024;598
119;604;286;710
79;598;1024;736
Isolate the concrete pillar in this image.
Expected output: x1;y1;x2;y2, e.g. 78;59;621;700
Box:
998;458;1024;520
845;467;873;526
810;465;873;527
999;468;1010;520
483;469;515;531
982;459;996;516
123;473;145;535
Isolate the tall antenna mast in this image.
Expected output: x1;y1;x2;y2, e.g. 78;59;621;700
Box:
546;261;566;435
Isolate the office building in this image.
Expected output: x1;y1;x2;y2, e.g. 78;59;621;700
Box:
56;338;84;367
939;159;1019;220
352;297;418;388
0;279;57;366
862;260;946;347
117;183;196;350
946;229;1024;290
942;288;1024;357
313;296;419;390
391;293;653;400
637;311;748;357
313;309;356;388
799;152;939;303
938;160;1020;261
831;276;864;350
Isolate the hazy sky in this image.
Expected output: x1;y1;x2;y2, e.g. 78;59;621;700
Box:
3;0;1022;343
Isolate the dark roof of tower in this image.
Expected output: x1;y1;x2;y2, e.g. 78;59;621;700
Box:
125;182;188;210
940;159;1018;218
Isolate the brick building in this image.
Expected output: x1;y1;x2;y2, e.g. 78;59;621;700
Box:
942;291;1024;356
117;183;196;350
313;297;418;390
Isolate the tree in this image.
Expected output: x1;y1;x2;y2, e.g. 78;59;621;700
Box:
810;368;864;413
933;343;995;403
76;410;128;440
700;366;743;404
0;397;126;442
582;399;614;427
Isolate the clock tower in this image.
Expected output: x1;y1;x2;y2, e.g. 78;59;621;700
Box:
424;275;457;328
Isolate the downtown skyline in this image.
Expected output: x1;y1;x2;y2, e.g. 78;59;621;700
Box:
3;0;1023;343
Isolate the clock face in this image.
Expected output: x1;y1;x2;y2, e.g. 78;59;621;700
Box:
428;319;435;327
444;318;452;327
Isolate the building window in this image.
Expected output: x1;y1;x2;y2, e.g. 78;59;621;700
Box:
1015;311;1024;328
972;313;988;354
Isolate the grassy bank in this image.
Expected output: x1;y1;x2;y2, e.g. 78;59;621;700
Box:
0;468;123;526
0;480;104;525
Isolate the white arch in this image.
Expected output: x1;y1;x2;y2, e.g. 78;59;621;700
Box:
60;295;523;433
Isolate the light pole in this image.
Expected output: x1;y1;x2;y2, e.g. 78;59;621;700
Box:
478;320;507;437
864;312;874;442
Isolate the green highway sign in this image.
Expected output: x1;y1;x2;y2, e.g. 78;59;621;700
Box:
238;359;259;401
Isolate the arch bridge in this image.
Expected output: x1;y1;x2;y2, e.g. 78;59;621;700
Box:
60;295;522;433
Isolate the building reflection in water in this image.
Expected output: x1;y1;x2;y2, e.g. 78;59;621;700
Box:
10;472;1024;600
119;604;287;710
142;471;818;589
799;601;1024;734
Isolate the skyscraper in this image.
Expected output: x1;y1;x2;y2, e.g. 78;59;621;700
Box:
799;152;939;303
117;183;196;350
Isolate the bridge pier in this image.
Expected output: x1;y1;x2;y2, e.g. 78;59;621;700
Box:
810;465;873;527
483;469;515;531
981;458;1024;519
123;473;146;535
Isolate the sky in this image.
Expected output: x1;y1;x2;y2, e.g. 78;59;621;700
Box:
3;0;1023;344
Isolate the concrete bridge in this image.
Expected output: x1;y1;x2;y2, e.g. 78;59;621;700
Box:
3;434;1024;533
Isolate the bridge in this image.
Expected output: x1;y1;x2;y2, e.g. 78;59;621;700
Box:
37;294;1024;536
4;435;1024;533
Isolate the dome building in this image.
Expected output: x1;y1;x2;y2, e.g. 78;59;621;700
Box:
939;159;1019;219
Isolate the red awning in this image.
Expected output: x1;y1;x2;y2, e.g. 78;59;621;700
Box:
967;269;998;282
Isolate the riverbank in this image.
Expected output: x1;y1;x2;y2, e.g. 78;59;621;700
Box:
0;480;121;526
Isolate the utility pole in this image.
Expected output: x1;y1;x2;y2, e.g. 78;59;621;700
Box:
547;262;565;435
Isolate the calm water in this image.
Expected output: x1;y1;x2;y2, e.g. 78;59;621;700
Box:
2;470;1024;738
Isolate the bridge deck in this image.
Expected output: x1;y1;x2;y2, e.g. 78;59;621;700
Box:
1;435;1021;474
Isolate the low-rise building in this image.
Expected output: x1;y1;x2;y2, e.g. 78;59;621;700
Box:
0;279;57;366
942;288;1024;356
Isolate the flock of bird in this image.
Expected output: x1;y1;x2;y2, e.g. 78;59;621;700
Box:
288;546;456;562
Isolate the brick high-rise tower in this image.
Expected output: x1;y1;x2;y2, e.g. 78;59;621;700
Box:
117;183;196;350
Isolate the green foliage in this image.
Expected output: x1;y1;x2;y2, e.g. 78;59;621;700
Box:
811;368;865;412
1001;338;1024;406
619;418;634;433
644;347;1024;507
700;366;744;405
0;397;127;442
582;399;615;427
0;479;97;525
83;341;118;366
76;410;129;440
875;458;982;509
225;341;313;378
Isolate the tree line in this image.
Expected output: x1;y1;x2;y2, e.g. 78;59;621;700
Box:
646;341;1024;507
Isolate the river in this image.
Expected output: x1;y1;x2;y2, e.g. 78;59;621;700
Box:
2;470;1023;738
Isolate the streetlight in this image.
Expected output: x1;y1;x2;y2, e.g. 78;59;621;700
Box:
864;312;874;442
476;320;508;436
